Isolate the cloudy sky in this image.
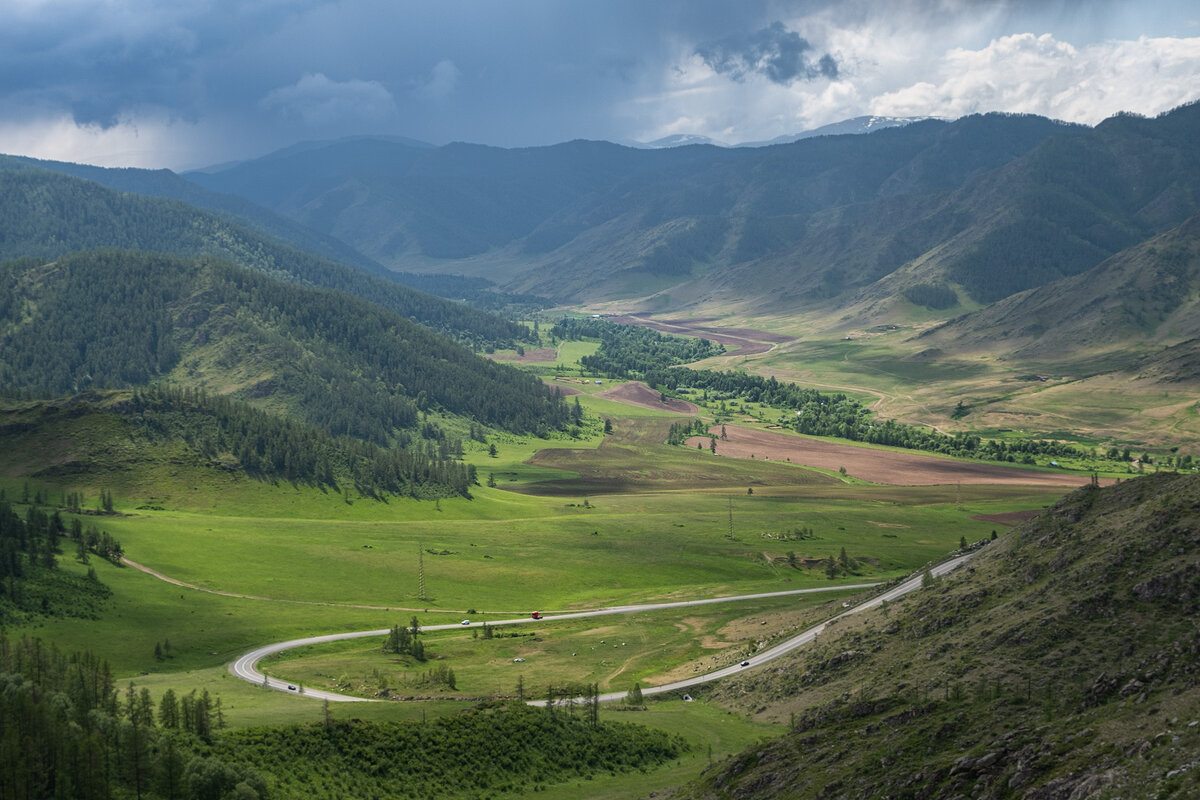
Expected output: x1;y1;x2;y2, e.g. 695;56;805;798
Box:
2;0;1198;170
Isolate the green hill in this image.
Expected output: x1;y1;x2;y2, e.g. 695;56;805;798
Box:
0;153;392;277
0;250;571;445
0;163;532;349
678;471;1200;799
0;386;480;500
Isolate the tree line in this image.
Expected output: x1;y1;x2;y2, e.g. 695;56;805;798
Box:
663;367;1092;462
123;386;478;499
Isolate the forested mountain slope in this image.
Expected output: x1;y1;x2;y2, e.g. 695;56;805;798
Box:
0;153;391;277
678;471;1200;800
187;104;1200;314
0;251;570;442
0;163;532;348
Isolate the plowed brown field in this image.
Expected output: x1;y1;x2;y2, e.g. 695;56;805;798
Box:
597;381;699;414
687;425;1107;488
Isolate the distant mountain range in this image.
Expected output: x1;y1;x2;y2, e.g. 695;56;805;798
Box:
636;116;932;149
182;105;1200;369
5;105;1199;394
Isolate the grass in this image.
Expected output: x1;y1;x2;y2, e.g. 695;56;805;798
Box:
2;369;1076;800
534;699;782;800
13;432;1055;683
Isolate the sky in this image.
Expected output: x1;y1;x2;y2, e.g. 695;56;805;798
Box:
1;0;1198;170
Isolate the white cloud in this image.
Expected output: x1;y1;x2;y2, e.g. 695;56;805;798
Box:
638;24;1200;145
870;33;1200;123
259;72;399;128
414;60;460;100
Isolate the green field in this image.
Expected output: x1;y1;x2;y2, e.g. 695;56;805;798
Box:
6;371;1072;799
12;400;1059;677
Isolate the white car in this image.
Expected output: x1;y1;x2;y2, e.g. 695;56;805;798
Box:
461;619;471;625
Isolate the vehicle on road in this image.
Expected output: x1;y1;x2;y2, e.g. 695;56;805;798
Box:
531;611;542;619
740;661;750;667
460;619;471;625
287;685;297;690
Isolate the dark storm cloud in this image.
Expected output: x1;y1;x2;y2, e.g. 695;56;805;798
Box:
1;0;1195;168
0;0;342;127
695;22;838;84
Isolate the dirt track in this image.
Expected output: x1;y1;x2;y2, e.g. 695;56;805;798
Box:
597;381;699;414
687;425;1106;488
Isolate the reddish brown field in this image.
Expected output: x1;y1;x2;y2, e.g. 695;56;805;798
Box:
597;381;699;414
543;380;584;396
970;509;1045;526
608;315;793;356
484;347;558;363
687;425;1107;488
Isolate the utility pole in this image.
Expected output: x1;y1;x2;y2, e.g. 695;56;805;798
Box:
727;497;734;540
418;544;426;601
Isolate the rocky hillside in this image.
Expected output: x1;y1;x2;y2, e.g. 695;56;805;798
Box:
914;211;1200;369
676;472;1200;799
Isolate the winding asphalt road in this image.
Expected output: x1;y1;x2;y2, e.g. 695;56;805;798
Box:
228;553;974;703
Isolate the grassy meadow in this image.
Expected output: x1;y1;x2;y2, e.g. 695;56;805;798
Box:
698;315;1200;453
3;338;1079;798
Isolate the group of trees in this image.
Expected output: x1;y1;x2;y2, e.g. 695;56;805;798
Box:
550;317;724;378
666;418;711;445
382;618;427;661
202;701;686;799
0;497;114;624
0;635;260;800
121;385;478;499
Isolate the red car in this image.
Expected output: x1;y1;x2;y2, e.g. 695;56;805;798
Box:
531;611;542;620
